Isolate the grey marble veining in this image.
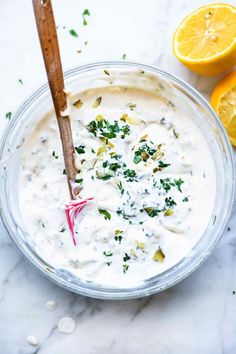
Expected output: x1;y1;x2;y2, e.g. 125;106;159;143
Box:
1;0;236;353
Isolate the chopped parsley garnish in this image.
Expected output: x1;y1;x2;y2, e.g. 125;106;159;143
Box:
69;29;78;37
75;178;83;184
18;79;23;85
165;197;176;208
160;178;173;192
116;208;129;220
59;226;66;232
96;173;113;181
109;162;121;171
99;209;111;220
144;207;161;218
87;119;130;140
182;197;189;202
52;150;59;159
116;181;124;194
122;54;127;60
123;169;137;182
75;145;85;154
5;112;12;120
106;262;112;266
159;178;184;193
114;230;123;243
123;264;129;273
103;250;113;257
158;161;171;168
121;125;130;139
174;178;184;192
63;169;66;175
123;253;131;262
82;8;90;26
133;142;162;164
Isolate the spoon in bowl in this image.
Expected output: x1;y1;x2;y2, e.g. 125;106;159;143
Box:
32;0;93;245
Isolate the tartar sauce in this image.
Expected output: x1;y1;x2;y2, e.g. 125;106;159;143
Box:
19;81;216;287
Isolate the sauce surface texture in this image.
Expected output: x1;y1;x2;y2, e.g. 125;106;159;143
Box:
20;84;216;287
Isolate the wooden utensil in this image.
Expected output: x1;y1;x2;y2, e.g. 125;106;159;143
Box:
32;0;77;199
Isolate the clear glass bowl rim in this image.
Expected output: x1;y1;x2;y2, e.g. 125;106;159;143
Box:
0;60;235;300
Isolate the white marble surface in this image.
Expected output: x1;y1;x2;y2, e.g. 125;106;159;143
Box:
1;0;236;353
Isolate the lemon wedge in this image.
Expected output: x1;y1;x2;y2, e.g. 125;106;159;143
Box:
211;70;236;146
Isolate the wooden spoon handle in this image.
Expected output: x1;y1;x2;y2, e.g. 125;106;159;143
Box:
32;0;76;199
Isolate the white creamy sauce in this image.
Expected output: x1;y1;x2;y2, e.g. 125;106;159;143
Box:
19;83;216;288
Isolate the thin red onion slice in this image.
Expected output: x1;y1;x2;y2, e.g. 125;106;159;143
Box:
64;198;94;245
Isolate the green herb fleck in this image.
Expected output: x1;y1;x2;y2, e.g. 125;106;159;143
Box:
123;253;131;262
59;226;66;232
122;54;127;60
75;145;85;154
114;230;123;243
174;178;184;192
123;169;137;182
123;264;129;273
5;112;12;120
52;151;59;159
103;250;113;257
75;178;83;184
82;8;90;26
158;161;171;168
144;207;161;218
18;79;23;85
99;209;111;220
69;29;78;37
182;197;189;202
116;181;124;194
165;197;176;208
133;143;162;164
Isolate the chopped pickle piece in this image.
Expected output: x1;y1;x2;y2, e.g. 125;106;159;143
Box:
108;141;115;149
153;248;165;262
92;96;102;108
135;240;145;250
139;134;148;142
152;148;164;161
97;145;107;156
164;208;174;216
120;113;128;122
126;116;142;125
130;248;137;257
73;99;83;109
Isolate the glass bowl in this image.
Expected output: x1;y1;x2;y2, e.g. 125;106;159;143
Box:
0;61;234;300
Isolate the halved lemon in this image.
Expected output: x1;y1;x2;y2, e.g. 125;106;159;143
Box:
173;3;236;76
211;70;236;146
